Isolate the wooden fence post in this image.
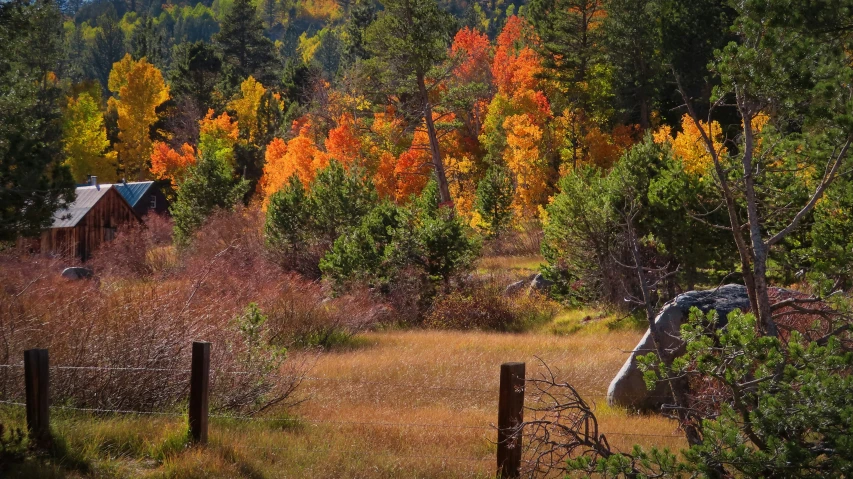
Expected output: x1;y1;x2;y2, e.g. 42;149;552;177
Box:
24;348;50;446
189;341;210;444
497;361;525;478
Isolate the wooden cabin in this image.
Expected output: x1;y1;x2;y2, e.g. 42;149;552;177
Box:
40;182;141;261
113;180;169;217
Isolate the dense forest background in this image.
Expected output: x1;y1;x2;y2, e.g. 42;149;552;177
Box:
4;0;853;307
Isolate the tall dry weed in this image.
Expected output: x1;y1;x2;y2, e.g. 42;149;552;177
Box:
0;207;384;414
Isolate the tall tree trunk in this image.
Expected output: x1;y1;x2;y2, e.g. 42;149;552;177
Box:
417;74;451;204
625;212;703;447
740;103;778;337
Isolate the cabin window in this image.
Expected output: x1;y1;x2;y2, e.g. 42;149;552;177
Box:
150;195;157;209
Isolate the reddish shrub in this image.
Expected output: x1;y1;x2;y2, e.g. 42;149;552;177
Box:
0;207;385;414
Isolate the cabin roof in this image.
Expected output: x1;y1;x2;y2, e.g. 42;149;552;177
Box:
113;181;155;208
50;185;118;228
50;181;138;228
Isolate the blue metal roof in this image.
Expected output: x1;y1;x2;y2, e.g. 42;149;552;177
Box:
113;181;154;208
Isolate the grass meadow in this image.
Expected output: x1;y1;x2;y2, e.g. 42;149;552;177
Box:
1;322;684;478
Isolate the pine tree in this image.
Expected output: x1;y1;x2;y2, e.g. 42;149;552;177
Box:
364;0;457;204
340;0;375;68
131;17;165;68
171;149;249;245
213;0;278;84
0;0;75;240
474;164;514;238
526;0;609;115
170;41;223;113
88;9;126;90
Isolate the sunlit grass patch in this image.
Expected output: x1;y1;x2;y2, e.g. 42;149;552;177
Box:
476;255;544;277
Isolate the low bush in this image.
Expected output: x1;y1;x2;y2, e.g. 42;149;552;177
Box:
424;275;559;332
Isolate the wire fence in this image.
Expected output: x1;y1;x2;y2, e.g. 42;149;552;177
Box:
0;361;686;444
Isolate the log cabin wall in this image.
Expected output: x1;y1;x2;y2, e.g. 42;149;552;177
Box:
40;187;140;261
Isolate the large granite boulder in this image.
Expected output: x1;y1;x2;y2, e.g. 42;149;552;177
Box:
606;284;751;410
61;267;93;280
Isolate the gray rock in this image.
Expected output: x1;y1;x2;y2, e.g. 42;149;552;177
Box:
529;273;553;293
606;284;751;410
61;267;93;280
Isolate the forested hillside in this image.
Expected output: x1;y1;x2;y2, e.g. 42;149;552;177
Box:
4;0;736;244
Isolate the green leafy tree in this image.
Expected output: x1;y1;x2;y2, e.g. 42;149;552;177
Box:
541;164;620;304
810;176;853;291
171;149;249;245
677;0;853;336
474;164;514;238
264;161;378;275
265;174;308;254
62;91;118;183
396;180;479;284
541;137;733;303
0;0;75;241
307;161;379;244
364;0;457;203
321;180;478;290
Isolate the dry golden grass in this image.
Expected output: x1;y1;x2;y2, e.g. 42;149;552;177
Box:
476;255;545;278
3;325;684;478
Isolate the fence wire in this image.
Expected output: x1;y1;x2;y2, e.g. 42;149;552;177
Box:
0;364;676;400
0;402;685;439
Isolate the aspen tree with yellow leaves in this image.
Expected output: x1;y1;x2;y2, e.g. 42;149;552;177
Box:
108;54;170;179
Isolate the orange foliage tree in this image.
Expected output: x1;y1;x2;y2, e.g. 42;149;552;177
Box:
259;120;329;199
150;110;240;188
324;114;363;166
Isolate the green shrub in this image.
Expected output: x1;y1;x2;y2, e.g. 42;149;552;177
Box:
171;150;249;246
568;309;853;477
264;161;378;276
474;164;514;238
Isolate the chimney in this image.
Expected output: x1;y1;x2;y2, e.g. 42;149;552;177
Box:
89;176;98;187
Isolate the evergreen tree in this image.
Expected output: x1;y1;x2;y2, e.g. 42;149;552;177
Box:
602;0;665;128
170;41;223;113
213;0;278;84
526;0;609;115
171;148;249;245
364;0;457;204
307;161;378;244
405;180;478;283
474;164;514;238
63;22;88;84
131;16;165;68
265;173;308;254
0;0;75;241
88;9;126;90
340;0;374;68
